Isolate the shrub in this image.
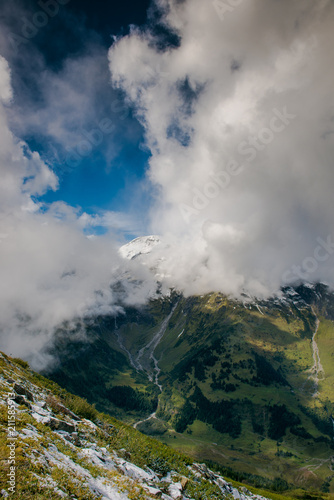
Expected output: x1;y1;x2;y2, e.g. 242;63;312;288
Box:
268;404;300;440
107;386;157;413
46;395;65;414
253;353;287;386
62;394;98;420
12;357;29;369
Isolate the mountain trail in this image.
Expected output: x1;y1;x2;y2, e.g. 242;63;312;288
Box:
133;411;157;430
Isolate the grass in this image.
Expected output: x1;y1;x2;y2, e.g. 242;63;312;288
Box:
1;352;334;499
130;295;334;492
19;291;333;495
316;319;334;401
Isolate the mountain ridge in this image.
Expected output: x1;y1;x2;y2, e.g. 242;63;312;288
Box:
0;350;299;499
45;282;334;492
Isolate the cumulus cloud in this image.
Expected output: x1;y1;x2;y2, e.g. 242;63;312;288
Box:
0;0;145;181
7;47;141;173
109;0;334;297
0;56;157;369
1;0;334;369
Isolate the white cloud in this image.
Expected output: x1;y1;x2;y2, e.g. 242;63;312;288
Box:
0;56;157;369
109;0;334;297
1;0;334;368
0;56;12;102
78;210;140;234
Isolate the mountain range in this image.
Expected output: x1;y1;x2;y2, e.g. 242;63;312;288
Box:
1;350;284;499
40;237;334;495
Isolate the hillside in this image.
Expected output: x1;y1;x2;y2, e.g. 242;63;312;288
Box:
45;283;334;493
0;350;301;500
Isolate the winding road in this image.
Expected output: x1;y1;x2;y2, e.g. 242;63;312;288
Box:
133;411;157;430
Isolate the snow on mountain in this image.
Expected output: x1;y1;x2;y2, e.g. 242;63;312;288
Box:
119;235;161;260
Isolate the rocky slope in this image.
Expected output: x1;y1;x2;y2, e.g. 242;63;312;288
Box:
0;351;279;499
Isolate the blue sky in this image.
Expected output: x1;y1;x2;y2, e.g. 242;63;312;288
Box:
0;0;332;287
0;0;333;364
1;0;154;240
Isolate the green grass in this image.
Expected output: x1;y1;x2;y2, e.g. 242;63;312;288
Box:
317;319;334;401
32;291;334;494
1;352;334;499
138;296;334;491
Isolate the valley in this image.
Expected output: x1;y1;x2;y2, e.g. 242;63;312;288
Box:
46;283;334;494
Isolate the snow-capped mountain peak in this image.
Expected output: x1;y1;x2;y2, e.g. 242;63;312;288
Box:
119;235;161;260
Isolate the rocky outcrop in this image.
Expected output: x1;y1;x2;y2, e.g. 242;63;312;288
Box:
14;383;34;401
47;417;77;433
0;351;272;500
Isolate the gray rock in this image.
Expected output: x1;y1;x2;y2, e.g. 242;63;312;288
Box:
14;394;32;409
232;487;241;499
215;476;231;491
168;482;183;499
116;459;156;482
14;383;34;402
70;432;81;446
54;402;81;421
142;485;162;497
191;463;215;480
47;417;76;433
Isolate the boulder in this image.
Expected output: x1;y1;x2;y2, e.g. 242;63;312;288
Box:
70;432;81;446
117;459;156;482
232;487;241;499
14;394;31;409
168;482;183;499
53;402;80;421
215;476;230;490
14;383;34;402
142;485;162;497
47;417;76;433
31;405;50;417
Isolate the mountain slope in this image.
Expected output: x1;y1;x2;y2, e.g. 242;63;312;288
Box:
44;283;334;493
0;350;296;500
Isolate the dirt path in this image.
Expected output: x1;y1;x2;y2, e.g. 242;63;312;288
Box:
133;411;157;430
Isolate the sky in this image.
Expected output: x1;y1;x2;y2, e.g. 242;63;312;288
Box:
0;0;333;367
0;0;153;238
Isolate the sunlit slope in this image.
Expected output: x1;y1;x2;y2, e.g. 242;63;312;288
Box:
47;284;334;491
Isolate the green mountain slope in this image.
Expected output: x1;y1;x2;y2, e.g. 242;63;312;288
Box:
1;350;311;500
45;284;334;493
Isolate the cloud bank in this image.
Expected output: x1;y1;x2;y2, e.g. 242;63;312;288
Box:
109;0;334;297
0;56;158;369
1;0;334;369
